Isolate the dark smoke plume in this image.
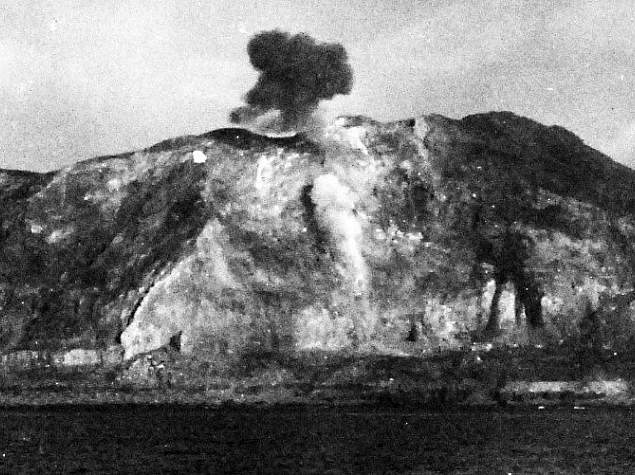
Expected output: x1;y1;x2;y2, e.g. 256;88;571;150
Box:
230;30;353;130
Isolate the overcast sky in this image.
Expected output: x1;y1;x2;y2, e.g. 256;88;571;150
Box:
1;0;633;171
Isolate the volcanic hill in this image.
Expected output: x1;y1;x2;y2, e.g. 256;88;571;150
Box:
1;112;634;367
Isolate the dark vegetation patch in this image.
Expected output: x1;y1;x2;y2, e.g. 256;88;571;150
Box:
145;127;322;154
0;170;53;202
421;116;624;331
457;111;635;216
103;161;210;294
372;165;434;231
300;184;328;253
209;128;320;153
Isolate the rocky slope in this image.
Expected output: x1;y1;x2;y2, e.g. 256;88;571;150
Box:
1;112;634;366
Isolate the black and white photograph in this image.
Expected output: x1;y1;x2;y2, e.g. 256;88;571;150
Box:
0;1;634;473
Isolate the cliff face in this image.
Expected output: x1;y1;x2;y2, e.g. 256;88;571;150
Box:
1;112;634;361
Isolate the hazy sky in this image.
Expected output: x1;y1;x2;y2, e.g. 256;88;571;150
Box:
1;0;633;171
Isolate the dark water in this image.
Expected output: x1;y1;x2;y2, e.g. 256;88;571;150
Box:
0;405;633;474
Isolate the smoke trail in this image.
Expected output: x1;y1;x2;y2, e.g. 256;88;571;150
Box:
311;173;375;343
311;174;367;295
230;30;353;130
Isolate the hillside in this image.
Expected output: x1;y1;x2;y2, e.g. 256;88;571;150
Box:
0;112;634;371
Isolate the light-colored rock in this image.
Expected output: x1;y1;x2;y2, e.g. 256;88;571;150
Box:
53;348;101;367
192;150;207;163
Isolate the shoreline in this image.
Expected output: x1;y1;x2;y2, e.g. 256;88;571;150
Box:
2;344;633;408
1;378;633;408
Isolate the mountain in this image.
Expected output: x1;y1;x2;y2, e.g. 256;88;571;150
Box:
1;112;634;364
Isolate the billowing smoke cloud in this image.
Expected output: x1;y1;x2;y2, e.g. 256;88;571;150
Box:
230;30;353;130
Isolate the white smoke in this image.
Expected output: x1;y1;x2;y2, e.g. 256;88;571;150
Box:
255;154;275;195
320;122;369;155
311;173;367;295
